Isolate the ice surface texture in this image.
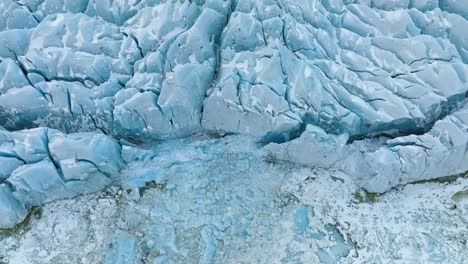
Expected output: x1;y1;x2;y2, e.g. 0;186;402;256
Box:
0;0;468;226
0;127;122;228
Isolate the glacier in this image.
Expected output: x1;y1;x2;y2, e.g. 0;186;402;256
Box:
1;0;468;263
1;135;468;263
0;127;122;228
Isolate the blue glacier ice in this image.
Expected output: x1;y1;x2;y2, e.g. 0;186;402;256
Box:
0;126;121;228
0;0;468;253
103;136;353;263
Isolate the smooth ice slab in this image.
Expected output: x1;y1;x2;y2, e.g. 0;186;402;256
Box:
0;184;27;229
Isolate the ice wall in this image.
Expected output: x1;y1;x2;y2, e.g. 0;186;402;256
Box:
1;0;468;227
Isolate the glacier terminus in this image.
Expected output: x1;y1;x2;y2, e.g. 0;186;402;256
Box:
0;0;468;263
